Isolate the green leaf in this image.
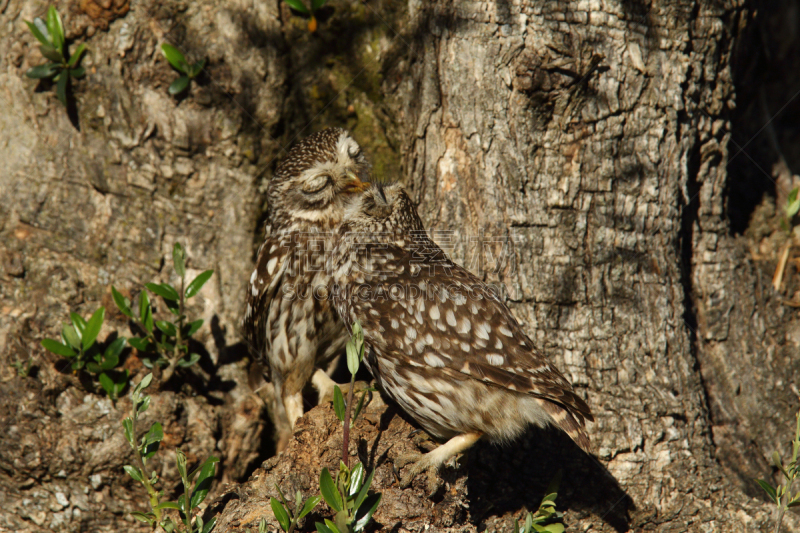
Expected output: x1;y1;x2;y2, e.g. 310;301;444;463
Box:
319;468;342;512
155;501;182;511
70;67;85;78
46;6;64;53
346;339;359;377
185;270;214;299
26;62;60;79
190;457;218;509
185;319;204;337
298;495;322;520
176;449;188;481
161;43;187;72
68;43;86;67
352;390;370;425
270;497;291;532
788;493;800;508
349;462;364;497
131;511;156;525
354;468;375;511
333;385;345;422
122;417;134;444
311;0;328;10
178;353;201;367
139;290;150;325
284;0;310;14
324;519;341;533
142;422;163;458
124;465;143;482
25;19;51;46
62;323;82;350
56;70;67;107
86;361;102;374
353;492;381;532
189;59;206;78
70;313;87;336
189;455;220;482
111;286;134;318
128;337;150;352
537;525;565;533
756;479;779;504
177;493;187;514
38;43;63;62
98;372;116;398
103;337;126;367
155;320;178;337
146;282;180;302
138;372;153;392
202;516;217;533
172;243;186;278
315;522;334;533
42;338;76;357
143;304;154;333
82;307;105;351
168;75;190;95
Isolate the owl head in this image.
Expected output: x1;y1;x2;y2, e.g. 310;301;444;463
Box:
340;182;425;237
268;128;371;227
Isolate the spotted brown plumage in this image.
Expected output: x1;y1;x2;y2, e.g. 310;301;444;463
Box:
243;127;370;449
330;183;593;486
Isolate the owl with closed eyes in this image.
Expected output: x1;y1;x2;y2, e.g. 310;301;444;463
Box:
330;183;593;486
243;127;370;449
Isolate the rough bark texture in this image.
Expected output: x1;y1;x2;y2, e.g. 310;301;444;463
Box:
2;0;800;531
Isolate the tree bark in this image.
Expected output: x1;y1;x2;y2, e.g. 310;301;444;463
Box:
1;0;799;531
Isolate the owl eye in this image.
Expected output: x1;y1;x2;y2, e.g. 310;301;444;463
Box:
302;175;332;194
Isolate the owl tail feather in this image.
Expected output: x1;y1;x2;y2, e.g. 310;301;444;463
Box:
538;399;593;454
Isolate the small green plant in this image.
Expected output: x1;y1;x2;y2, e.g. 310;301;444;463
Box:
161;44;206;95
123;373;219;533
512;472;565;533
316;460;381;533
269;323;380;533
113;243;213;382
315;322;380;533
283;0;330;32
41;306;129;401
757;410;800;533
270;485;322;533
24;6;86;106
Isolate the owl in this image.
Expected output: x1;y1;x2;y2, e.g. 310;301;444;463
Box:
330;183;593;486
243;127;370;450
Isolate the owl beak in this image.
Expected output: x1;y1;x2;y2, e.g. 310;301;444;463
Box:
342;170;368;193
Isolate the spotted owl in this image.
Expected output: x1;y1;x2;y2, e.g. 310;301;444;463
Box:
243;127;370;449
330;183;593;485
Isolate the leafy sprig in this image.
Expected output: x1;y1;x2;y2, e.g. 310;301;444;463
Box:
41;306;129;401
271;323;380;533
113;243;213;382
270;485;321;533
24;6;86;106
512;472;565;533
316;461;381;533
123;373;218;533
161;44;206;95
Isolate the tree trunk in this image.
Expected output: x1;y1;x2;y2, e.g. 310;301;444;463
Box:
1;0;798;531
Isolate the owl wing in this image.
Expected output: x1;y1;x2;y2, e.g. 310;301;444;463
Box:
360;244;593;449
242;232;292;371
